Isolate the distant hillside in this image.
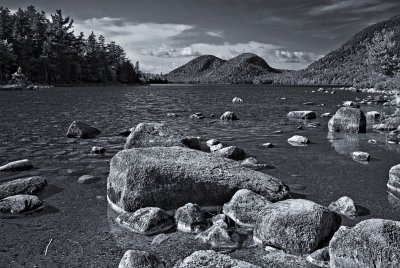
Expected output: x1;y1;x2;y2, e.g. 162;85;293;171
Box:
263;15;400;89
167;53;280;84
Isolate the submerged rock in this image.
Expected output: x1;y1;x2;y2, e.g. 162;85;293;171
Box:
116;207;175;235
329;219;400;268
78;175;100;184
175;203;207;233
351;151;370;162
175;250;259;268
222;189;271;228
287;111;316;120
107;146;290;212
241;157;275;170
232;97;243;103
214;146;246;160
220;111;239;120
118;250;165;268
124;123;200;150
190;113;205;119
287;135;310;145
306;247;330;268
196;220;238;249
66;121;101;139
328;107;366;133
0;159;33;171
254;199;341;255
0;194;43;214
0;176;47;199
328;196;359;218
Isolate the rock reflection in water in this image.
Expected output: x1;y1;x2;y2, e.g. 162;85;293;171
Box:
327;132;360;155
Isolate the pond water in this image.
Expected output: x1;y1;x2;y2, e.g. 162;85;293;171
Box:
1;84;400;266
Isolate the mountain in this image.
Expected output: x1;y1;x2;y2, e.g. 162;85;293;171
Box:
167;53;280;84
265;15;400;89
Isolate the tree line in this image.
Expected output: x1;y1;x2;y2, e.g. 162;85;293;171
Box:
0;6;139;85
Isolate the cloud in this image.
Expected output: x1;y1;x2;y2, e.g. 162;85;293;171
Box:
140;44;201;58
308;0;393;15
274;50;323;63
206;31;224;37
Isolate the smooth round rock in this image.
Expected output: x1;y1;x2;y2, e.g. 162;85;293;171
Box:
0;194;43;214
0;159;33;171
220;111;239;120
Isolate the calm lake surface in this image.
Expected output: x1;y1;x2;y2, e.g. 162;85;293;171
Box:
1;84;400;266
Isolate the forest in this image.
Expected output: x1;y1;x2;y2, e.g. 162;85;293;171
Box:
0;6;139;85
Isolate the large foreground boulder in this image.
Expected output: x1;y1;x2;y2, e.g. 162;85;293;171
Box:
329;219;400;268
107;146;290;212
124;123;200;150
0;194;43;213
253;199;341;255
328;107;366;133
287;111;316;120
175;250;259;268
118;250;165;268
0;176;47;199
66;121;101;139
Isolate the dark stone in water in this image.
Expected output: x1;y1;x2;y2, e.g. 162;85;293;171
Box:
66;121;101;139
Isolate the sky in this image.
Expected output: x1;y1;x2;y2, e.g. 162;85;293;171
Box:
3;0;400;73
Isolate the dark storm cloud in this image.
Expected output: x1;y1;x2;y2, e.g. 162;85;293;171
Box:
2;0;400;72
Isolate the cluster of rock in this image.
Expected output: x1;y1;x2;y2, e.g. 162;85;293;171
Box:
0;176;47;213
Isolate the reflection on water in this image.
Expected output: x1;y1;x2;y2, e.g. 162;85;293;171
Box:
327;132;360;155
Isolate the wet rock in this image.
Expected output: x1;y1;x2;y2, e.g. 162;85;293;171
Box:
196;220;238;249
0;194;43;214
306;247;330;268
209;143;223;152
175;250;259;268
262;142;274;148
167;113;177;117
287;135;310;145
0;159;33;171
328;107;366;133
232;97;243;103
116;207;175;235
66;121;101;139
287;111;316;120
220;111;239;120
388;164;400;193
206;139;220;147
78;175;100;184
151;233;170;245
329;219;400;268
387;130;400;143
190;113;205;119
241;157;275;170
222;189;271;228
254;199;341;255
328;196;359;218
321;113;333;118
351;151;370;162
214;146;246;160
175;203;207;233
124;123;199;150
91;146;105;155
342;101;360;108
0;176;47;199
118;250;165;268
107;146;290;212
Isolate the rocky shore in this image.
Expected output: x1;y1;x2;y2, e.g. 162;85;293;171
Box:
2;86;400;267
